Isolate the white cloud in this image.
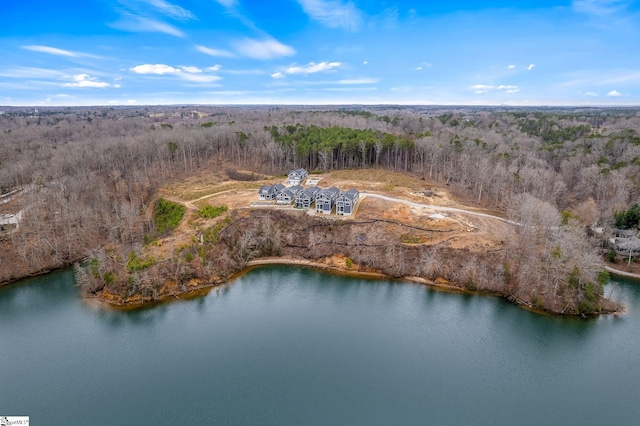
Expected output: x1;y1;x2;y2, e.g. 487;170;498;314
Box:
470;84;519;94
22;45;76;57
64;74;111;88
145;0;195;20
234;38;295;60
585;91;599;97
180;66;202;73
363;60;368;65
131;64;181;74
207;65;222;72
180;73;221;83
271;72;285;79
337;78;378;85
130;63;221;83
508;64;516;69
110;16;185;37
296;0;364;32
285;61;341;75
223;68;265;75
573;0;630;16
607;89;623;97
196;45;236;58
214;0;238;7
527;64;535;71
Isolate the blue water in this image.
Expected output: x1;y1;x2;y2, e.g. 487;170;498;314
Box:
1;266;639;425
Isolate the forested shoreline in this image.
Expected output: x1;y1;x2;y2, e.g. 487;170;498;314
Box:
2;105;640;314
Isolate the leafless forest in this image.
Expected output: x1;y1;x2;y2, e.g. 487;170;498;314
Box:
1;105;639;313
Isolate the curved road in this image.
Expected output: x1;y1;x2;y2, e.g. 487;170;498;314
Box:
360;192;516;224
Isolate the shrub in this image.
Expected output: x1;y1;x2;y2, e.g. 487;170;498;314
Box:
154;198;186;235
199;205;228;219
126;251;156;272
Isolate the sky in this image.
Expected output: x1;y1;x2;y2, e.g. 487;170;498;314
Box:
1;0;640;106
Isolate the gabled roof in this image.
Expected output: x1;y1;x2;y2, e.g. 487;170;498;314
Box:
302;186;321;196
338;189;359;200
317;187;340;199
272;183;286;191
288;168;308;177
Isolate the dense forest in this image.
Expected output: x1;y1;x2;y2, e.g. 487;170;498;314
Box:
1;105;639;313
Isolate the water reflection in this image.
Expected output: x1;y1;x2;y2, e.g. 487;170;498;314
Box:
2;265;640;426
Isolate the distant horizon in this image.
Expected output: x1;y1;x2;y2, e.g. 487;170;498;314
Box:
2;102;640;109
2;0;640;107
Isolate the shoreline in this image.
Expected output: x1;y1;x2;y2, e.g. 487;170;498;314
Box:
87;255;625;316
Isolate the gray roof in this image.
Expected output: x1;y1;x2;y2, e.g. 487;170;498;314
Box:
317;187;340;199
302;187;321;196
338;188;359;200
288;168;308;177
615;236;640;252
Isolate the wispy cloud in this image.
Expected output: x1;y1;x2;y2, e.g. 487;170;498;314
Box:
607;89;623;97
64;74;111;88
527;64;535;71
196;45;236;58
213;0;238;8
110;15;185;37
573;0;631;16
0;67;67;80
414;62;432;71
130;63;221;83
143;0;195;20
21;45;101;59
284;61;341;75
508;64;516;69
110;0;195;37
271;72;285;79
470;84;519;94
296;0;364;32
337;78;378;85
233;38;295;60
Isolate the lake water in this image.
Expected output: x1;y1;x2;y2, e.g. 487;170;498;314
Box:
1;266;639;425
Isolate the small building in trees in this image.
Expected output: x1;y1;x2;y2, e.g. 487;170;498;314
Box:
0;212;20;233
315;187;340;214
287;168;308;186
258;183;285;200
295;187;321;209
336;189;360;216
276;185;303;204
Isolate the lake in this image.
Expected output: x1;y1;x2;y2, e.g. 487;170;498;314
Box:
1;266;639;425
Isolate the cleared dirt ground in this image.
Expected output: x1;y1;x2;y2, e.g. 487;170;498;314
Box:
153;168;511;262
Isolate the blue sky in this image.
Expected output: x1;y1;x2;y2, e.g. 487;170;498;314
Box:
1;0;639;106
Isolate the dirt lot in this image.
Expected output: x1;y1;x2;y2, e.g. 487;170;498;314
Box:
150;168;511;261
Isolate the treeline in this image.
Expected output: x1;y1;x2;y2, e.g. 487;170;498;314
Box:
1;106;640;296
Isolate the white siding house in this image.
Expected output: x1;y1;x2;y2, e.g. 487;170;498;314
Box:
287;168;308;186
